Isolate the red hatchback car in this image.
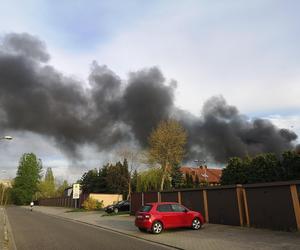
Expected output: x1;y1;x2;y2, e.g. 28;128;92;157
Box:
135;202;204;234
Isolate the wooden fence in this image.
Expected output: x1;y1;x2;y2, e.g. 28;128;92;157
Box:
131;180;300;231
38;193;89;208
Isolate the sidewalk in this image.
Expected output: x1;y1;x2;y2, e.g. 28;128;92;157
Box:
1;207;16;250
0;207;7;250
25;206;300;250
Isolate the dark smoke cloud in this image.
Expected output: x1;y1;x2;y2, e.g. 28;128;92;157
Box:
122;68;174;145
0;33;298;163
2;33;50;62
181;96;298;162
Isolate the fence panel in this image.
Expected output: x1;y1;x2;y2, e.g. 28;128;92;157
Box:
130;192;143;215
245;184;298;231
161;191;178;202
38;193;88;208
206;187;240;226
144;192;158;204
181;190;204;214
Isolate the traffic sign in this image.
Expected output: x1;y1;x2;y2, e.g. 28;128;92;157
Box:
72;183;80;199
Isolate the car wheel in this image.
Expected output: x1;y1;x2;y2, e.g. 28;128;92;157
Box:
152;221;163;234
114;208;119;213
192;218;202;230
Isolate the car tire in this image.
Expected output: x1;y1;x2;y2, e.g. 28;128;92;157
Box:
114;208;119;213
152;221;163;234
191;218;202;230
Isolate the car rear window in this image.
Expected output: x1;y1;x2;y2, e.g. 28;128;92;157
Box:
140;205;152;212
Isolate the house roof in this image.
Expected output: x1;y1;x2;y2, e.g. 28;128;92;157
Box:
180;166;222;183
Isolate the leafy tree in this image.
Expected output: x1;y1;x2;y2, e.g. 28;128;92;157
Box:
99;164;109;191
194;174;200;188
148;119;187;191
221;157;248;185
117;147;141;199
281;151;300;180
137;168;165;192
11;153;42;205
106;161;129;198
80;161;129;198
183;172;194;188
80;168;103;193
248;153;280;183
55;180;69;197
221;151;300;185
131;170;138;193
38;167;56;198
171;164;183;189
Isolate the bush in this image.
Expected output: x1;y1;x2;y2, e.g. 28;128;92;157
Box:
82;197;103;210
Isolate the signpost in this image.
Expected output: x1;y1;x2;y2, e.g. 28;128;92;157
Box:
72;183;80;208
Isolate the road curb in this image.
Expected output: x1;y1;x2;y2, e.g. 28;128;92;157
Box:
33;208;184;250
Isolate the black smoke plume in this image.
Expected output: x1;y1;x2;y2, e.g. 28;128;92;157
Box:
179;96;298;162
0;33;298;163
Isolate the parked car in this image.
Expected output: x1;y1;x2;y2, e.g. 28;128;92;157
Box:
135;202;204;234
104;200;130;214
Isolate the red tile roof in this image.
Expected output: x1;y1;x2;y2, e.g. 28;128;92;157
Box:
180;166;222;183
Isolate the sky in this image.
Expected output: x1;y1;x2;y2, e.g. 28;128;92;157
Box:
0;0;299;182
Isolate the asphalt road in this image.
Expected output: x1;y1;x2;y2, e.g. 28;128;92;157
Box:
6;206;173;250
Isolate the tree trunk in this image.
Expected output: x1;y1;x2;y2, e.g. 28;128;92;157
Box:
160;163;168;191
127;180;131;200
160;173;165;191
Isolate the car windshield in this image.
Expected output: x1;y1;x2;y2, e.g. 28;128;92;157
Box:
140;205;152;212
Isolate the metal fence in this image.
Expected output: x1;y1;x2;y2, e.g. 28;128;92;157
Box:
130;181;300;231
